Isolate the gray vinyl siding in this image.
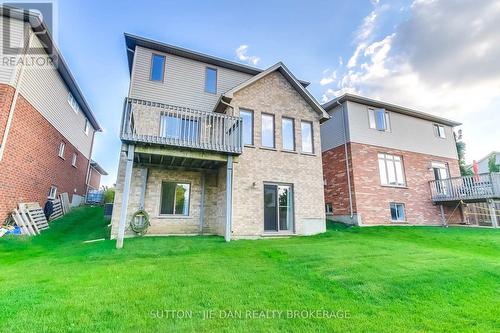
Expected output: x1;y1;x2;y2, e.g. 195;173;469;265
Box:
0;16;25;85
16;27;94;158
320;103;349;152
129;46;253;112
346;101;458;159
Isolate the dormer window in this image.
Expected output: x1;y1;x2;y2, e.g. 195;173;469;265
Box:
368;108;390;131
150;54;165;82
205;67;217;94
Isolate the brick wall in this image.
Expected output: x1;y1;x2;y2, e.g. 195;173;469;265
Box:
88;167;101;190
0;85;89;220
322;144;357;216
323;141;462;225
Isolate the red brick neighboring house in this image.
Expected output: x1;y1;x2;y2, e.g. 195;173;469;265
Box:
320;94;463;226
88;160;108;190
0;8;101;221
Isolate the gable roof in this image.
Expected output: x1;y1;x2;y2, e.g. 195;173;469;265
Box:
0;6;101;131
124;33;311;87
214;62;330;122
90;160;108;175
323;93;461;127
477;151;500;164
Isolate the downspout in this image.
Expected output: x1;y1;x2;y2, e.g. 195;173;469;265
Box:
0;25;34;161
337;100;354;218
219;97;234;116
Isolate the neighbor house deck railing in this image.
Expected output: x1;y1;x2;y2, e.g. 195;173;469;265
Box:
429;173;500;202
120;98;243;154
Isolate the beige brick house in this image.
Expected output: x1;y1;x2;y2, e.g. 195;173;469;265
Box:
111;34;329;246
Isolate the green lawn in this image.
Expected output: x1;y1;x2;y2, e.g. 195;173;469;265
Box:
0;207;499;332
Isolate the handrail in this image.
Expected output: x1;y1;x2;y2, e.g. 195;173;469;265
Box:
429;173;500;202
120;97;243;154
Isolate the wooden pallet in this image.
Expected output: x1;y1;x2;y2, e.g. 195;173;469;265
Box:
19;203;49;232
11;209;36;236
50;198;64;221
60;193;71;215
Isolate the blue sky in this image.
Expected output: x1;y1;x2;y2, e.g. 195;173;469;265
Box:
54;0;500;186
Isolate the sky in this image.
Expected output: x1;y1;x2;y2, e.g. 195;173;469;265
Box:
51;0;500;186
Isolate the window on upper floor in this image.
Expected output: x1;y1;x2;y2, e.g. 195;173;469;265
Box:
301;121;313;153
84;119;89;135
378;153;405;187
68;92;80;114
261;113;275;148
205;67;217;94
282;117;295;151
390;202;406;222
368;108;390;131
58;142;65;158
434;124;446;138
150;54;166;82
72;153;77;167
240;109;254;146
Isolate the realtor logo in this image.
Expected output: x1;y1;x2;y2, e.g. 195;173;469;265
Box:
1;1;57;65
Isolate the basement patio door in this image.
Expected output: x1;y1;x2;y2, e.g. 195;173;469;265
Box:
264;184;294;232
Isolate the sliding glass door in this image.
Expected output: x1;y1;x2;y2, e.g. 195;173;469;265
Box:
264;184;293;232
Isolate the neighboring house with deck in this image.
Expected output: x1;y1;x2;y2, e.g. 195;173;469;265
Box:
0;7;101;220
87;160;108;190
320;93;467;226
111;34;329;246
477;151;500;174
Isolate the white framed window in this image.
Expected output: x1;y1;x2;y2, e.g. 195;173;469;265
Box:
205;67;217;94
433;124;446;138
84;119;89;135
325;203;333;214
72;153;77;167
68;92;80;114
301;121;313;153
378;153;405;186
390;202;406;222
160;182;190;216
368;108;390;131
58;142;65;158
282;117;295;151
48;186;58;200
261;113;275;148
240;109;254;146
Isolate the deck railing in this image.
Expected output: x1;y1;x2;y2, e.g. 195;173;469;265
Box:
429;173;500;202
120;98;243;154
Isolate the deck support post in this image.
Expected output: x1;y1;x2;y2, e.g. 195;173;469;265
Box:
139;167;148;210
225;156;233;242
439;204;447;227
199;171;205;234
488;199;498;228
116;145;135;249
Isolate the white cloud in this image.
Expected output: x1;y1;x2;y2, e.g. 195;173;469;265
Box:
323;0;500;162
320;69;337;86
235;45;260;66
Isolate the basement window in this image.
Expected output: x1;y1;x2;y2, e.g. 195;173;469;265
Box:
325;203;333;215
48;186;58;200
390;202;406;222
160;182;190;216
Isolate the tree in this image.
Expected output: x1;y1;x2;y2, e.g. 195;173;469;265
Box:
488;154;500;172
456;140;473;176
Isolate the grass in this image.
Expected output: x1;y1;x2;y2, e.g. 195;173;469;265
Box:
0;207;499;332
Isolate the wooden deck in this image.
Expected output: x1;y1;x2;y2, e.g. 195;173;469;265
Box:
120;98;243;154
429;173;500;203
